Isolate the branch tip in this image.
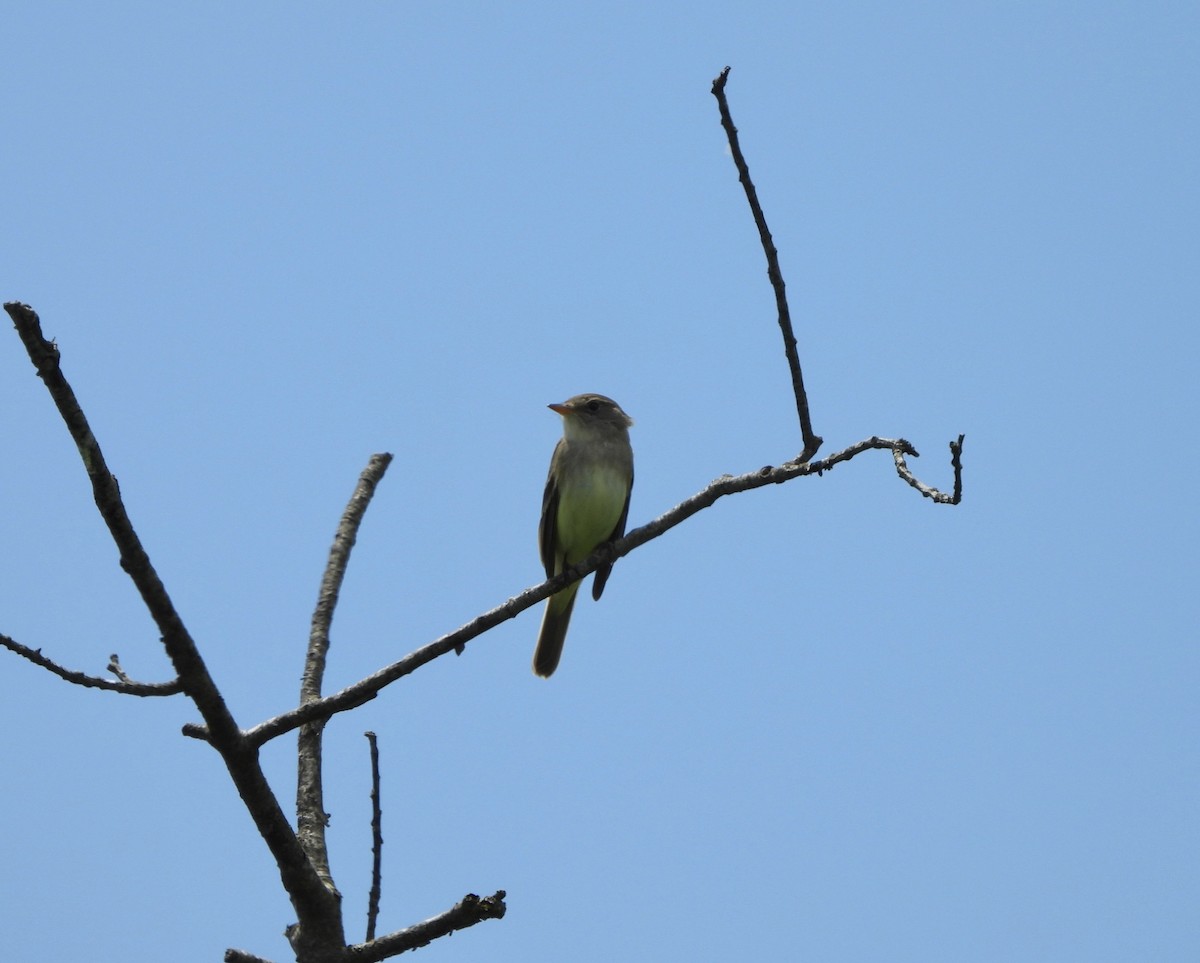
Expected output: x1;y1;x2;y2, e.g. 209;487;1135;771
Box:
710;68;821;456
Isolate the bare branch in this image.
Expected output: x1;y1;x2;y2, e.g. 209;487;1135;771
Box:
179;435;956;747
711;66;822;462
0;634;182;696
5;301;346;956
297;455;394;900
5;301;240;736
365;731;383;942
342;891;507;962
303;455;394;703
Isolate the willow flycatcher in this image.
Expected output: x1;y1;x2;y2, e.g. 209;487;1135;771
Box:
533;393;634;677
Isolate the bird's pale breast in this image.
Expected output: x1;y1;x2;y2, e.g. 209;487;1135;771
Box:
555;462;628;565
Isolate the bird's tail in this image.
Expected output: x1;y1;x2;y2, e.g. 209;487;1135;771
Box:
533;582;581;678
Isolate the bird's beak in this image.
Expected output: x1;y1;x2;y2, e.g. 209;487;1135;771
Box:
548;402;572;416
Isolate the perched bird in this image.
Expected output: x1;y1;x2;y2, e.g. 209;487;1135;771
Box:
533;393;634;677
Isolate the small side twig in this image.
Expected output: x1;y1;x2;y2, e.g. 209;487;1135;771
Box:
712;66;822;462
365;731;383;942
106;653;132;683
343;891;507;963
0;634;182;696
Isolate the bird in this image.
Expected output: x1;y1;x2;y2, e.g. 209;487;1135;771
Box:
533;393;634;677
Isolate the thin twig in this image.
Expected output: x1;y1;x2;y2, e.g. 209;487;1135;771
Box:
0;634;182;695
365;731;383;942
297;454;394;899
711;66;822;462
342;891;507;962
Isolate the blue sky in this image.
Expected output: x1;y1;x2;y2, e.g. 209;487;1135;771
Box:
3;3;1197;961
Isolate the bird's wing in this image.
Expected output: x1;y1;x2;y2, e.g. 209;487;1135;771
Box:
591;463;632;601
539;441;564;579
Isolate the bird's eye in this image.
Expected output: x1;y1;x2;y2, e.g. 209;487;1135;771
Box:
586;399;601;412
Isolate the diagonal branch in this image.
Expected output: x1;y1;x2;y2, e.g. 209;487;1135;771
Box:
180;434;958;747
6;301;241;738
0;633;182;695
5;301;346;958
712;66;822;462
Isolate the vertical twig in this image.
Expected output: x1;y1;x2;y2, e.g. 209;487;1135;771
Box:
948;434;965;504
297;454;394;896
365;731;384;941
710;67;823;462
